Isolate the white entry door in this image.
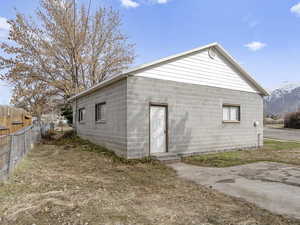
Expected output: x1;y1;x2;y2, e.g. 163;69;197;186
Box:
150;105;167;154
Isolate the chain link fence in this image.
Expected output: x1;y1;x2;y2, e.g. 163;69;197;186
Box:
0;124;49;181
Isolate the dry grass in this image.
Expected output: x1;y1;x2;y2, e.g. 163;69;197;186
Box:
183;140;300;168
265;124;285;129
0;135;299;225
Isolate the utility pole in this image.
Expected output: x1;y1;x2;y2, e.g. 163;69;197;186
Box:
73;0;78;134
72;0;92;135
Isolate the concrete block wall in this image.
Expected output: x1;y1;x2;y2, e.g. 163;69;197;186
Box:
127;76;263;159
74;79;128;158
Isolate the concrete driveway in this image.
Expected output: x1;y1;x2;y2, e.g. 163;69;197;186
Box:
264;127;300;142
170;162;300;219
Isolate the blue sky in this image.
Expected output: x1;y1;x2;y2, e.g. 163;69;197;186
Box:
1;0;300;104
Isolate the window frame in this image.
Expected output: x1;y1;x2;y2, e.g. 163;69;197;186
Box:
222;104;241;123
95;102;106;123
78;107;85;123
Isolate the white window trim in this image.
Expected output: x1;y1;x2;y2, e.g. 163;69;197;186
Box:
95;102;106;123
222;104;240;123
78;108;85;123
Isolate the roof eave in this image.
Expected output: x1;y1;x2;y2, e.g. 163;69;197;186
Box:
121;42;219;75
214;44;270;96
69;42;269;100
123;42;269;96
68;73;129;102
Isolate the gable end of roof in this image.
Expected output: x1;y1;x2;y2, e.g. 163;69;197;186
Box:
69;42;269;101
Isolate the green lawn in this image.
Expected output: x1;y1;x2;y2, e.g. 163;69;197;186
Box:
183;140;300;168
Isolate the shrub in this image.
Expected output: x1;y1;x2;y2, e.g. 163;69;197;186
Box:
61;104;73;125
284;111;300;129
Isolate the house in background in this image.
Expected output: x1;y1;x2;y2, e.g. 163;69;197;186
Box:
0;106;32;135
41;113;68;126
69;43;269;159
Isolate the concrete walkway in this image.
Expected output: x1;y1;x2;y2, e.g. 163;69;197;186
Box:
170;162;300;219
264;127;300;142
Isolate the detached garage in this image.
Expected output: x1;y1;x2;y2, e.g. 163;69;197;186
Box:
69;43;269;159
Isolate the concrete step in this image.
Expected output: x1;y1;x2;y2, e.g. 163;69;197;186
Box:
151;153;181;163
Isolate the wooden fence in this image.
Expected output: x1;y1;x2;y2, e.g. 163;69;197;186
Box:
0;106;32;134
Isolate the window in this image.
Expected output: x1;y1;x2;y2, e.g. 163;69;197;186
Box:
95;102;106;122
223;105;240;122
78;108;85;122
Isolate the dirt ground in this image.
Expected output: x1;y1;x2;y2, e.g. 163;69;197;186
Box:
0;135;299;225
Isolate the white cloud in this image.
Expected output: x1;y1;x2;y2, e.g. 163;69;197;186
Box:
148;0;170;4
156;0;169;4
120;0;140;8
0;16;10;40
291;3;300;16
244;41;267;51
120;0;171;8
0;17;10;30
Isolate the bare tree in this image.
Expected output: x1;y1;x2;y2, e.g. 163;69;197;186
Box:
10;79;58;119
0;0;135;99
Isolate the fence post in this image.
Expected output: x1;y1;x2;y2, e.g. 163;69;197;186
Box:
24;130;26;155
29;126;32;150
4;125;47;180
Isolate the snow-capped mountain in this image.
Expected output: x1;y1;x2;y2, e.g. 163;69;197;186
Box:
264;82;300;116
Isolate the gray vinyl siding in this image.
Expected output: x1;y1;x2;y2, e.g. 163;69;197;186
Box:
73;79;127;158
126;76;263;159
